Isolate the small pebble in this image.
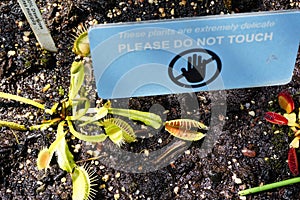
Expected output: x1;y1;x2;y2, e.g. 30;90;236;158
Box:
263;131;267;135
99;165;105;170
37;181;43;185
158;7;164;13
23;36;29;42
185;150;190;155
99;184;106;189
232;173;242;184
274;130;280;134
17;21;23;28
19;163;24;169
143;149;149;157
240;104;244;110
248;111;255;117
102;174;110;182
245;103;250;109
114;193;120;200
171;8;174;15
174;186;180;194
115;172;121;178
74;144;81;153
61;177;66;183
158;138;162;144
36;184;46;193
87;150;93;156
24;31;31;36
7;50;16;56
26;160;31;165
239;196;247;200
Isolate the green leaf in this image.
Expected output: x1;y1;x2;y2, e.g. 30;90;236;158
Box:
79;106;108;127
0;91;45;110
48;121;68;153
68;99;91;121
37;121;68;171
46;102;59;115
108;108;162;129
69;61;85;101
102;118;136;145
29;118;61;131
67;120;108;142
0;120;27;131
55;121;76;173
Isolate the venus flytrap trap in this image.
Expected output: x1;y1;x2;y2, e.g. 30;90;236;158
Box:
164;119;207;141
239;90;300;196
72;24;90;57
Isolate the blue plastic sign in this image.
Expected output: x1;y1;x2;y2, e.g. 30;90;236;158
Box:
89;10;300;99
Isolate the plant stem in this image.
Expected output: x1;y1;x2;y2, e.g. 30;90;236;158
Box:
239;177;300;196
0;92;45;110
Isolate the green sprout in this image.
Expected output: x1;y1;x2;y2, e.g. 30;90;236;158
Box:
239;177;300;196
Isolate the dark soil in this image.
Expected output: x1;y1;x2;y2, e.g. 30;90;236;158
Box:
0;0;300;199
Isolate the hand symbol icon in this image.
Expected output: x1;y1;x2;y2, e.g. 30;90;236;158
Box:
181;54;212;83
168;48;221;88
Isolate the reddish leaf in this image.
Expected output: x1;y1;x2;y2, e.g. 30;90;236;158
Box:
278;91;295;114
164;119;206;141
264;112;288;125
288;147;299;176
241;148;256;158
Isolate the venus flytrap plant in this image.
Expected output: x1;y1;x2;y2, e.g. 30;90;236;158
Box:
0;28;208;200
264;91;300;151
239;90;300;196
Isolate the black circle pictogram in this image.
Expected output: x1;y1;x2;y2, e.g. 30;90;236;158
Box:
168;48;222;88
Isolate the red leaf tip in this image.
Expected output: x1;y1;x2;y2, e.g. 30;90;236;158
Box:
278;91;295;114
288;147;299;176
264;112;288;125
